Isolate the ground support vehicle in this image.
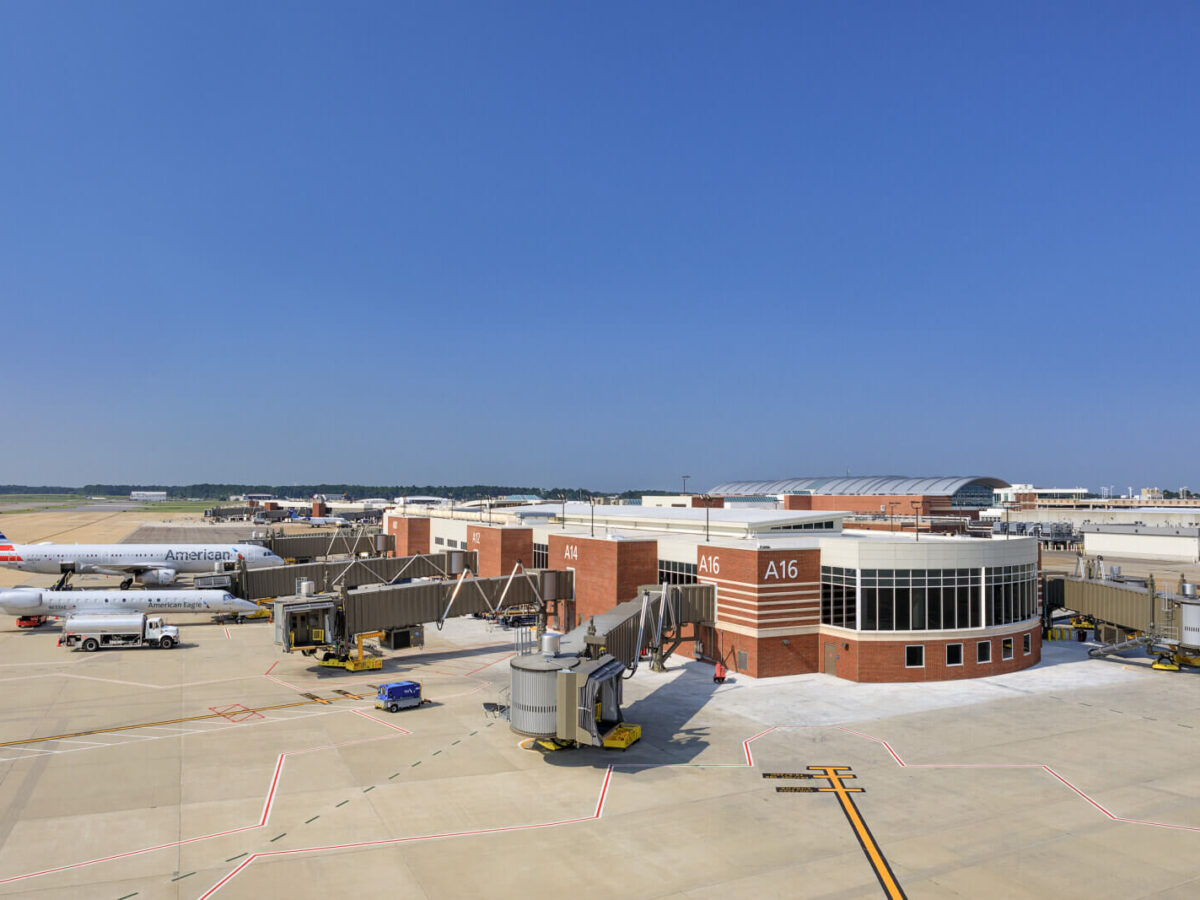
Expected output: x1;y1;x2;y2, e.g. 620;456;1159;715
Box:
374;681;424;712
59;614;179;651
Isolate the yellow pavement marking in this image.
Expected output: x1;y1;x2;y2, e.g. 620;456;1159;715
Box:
807;765;906;900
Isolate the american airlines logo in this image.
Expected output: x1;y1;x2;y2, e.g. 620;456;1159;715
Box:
164;550;236;561
0;543;22;563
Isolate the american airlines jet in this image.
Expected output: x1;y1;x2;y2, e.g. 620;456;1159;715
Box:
0;530;284;586
0;588;261;618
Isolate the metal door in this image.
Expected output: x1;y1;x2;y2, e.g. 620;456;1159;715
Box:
823;642;837;675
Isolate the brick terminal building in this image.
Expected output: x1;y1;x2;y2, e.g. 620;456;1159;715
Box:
383;475;1040;683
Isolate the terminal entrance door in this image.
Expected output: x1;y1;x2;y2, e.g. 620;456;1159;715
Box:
823;642;837;675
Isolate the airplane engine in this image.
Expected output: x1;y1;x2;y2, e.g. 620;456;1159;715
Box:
0;590;42;611
137;569;177;586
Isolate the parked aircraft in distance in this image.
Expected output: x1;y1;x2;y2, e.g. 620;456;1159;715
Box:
0;530;283;586
288;512;349;527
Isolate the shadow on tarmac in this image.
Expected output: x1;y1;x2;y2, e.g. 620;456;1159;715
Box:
537;661;724;771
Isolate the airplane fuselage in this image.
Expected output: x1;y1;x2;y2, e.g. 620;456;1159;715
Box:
0;589;261;617
0;542;283;579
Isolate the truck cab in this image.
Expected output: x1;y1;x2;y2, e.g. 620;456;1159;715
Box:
374;681;423;712
145;617;178;647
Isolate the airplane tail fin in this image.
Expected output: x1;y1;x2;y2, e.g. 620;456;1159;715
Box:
0;529;8;541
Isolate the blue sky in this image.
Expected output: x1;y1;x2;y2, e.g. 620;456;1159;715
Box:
2;2;1197;492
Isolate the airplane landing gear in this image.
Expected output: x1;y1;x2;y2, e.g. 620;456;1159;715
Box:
119;578;134;590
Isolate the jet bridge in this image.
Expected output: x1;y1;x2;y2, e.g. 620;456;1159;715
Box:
1063;564;1200;669
273;565;574;659
248;527;392;562
206;550;474;601
510;583;716;749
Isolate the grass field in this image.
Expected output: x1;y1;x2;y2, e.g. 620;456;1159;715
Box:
136;500;215;511
0;493;86;504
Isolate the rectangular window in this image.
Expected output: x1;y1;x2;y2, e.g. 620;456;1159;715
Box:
1002;637;1014;660
532;543;548;568
946;643;963;666
1023;633;1031;655
977;640;991;664
905;645;924;668
434;537;445;546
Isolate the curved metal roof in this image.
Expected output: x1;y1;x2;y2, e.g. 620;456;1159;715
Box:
709;476;1009;497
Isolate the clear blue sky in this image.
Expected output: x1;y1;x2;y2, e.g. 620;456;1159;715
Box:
2;2;1197;492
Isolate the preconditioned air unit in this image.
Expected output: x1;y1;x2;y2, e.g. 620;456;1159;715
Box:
1181;602;1200;651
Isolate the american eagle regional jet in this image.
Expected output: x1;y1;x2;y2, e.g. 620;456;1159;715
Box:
0;588;261;618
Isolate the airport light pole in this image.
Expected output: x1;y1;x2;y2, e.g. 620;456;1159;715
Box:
910;500;921;541
682;474;691;494
590;496;595;537
888;501;899;532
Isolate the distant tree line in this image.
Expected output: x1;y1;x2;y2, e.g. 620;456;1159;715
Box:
0;484;676;502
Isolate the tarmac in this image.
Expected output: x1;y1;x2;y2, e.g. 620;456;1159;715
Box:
0;512;1196;898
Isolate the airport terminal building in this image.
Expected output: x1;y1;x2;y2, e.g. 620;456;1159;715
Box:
382;479;1041;683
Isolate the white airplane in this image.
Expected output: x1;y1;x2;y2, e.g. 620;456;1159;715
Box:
288;512;349;527
0;529;284;586
0;588;261;618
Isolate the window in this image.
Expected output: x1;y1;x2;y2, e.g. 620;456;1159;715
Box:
1023;633;1031;655
984;563;1037;626
770;520;835;532
820;566;857;629
532;543;548;569
977;640;991;664
657;559;698;585
434;537;445;546
823;564;1034;633
946;643;963;666
1001;637;1014;660
905;645;924;668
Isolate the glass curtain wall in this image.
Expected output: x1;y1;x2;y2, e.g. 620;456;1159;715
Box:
821;563;1036;631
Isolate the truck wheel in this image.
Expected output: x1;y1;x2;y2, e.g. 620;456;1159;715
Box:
388;703;398;713
159;636;175;649
82;638;99;652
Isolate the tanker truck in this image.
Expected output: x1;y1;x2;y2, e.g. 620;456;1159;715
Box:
59;613;179;651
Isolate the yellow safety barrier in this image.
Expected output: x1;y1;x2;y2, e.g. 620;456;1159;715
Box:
1047;626;1083;641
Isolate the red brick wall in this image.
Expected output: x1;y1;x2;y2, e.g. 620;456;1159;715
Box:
809;495;938;516
690;495;725;508
826;625;1042;682
386;516;430;557
466;525;533;577
782;495;813;510
688;544;823;677
313;500;328;517
703;632;820;678
547;534;657;625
